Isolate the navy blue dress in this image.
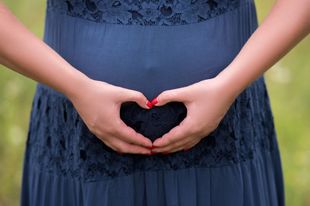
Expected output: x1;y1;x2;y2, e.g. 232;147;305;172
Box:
21;0;285;205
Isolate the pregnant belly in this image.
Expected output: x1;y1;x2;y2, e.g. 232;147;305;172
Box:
44;10;243;100
43;11;245;141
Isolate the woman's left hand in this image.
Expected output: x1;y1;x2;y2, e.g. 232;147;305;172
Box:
151;77;239;154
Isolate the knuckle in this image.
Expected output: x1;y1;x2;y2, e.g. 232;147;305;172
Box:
99;137;108;145
109;126;119;136
174;140;185;148
160;90;168;96
86;122;97;134
166;146;175;153
109;122;121;135
125;129;142;144
89;115;99;128
125;127;136;137
159;91;168;99
164;137;172;145
94;129;105;139
116;144;126;153
190;123;203;135
136;91;145;99
88;123;102;135
104;140;116;151
106;141;117;151
119;128;134;141
129;90;140;100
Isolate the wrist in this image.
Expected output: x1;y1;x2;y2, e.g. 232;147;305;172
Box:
213;65;250;99
61;67;93;101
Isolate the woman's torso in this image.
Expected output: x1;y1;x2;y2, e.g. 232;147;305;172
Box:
44;0;256;100
25;0;279;183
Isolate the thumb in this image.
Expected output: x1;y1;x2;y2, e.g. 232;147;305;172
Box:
153;87;188;107
121;89;151;110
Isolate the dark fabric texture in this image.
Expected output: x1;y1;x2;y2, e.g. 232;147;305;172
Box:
20;0;285;205
120;101;187;141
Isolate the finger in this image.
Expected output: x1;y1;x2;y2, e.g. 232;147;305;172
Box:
156;136;201;154
114;119;153;148
120;89;150;110
152;116;194;148
152;125;208;153
99;132;151;154
177;137;202;152
108;134;152;155
154;87;191;107
99;137;119;152
167;140;199;154
151;134;194;153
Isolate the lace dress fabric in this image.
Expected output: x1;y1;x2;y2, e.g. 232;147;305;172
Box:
21;0;285;205
46;0;241;26
26;78;276;181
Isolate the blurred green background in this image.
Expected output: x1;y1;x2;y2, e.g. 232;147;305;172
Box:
0;1;309;206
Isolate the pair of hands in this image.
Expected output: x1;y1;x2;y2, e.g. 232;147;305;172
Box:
68;76;238;155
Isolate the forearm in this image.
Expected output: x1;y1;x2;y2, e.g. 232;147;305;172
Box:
0;2;90;99
215;0;310;98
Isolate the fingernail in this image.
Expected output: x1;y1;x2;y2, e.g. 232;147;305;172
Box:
146;100;153;108
151;97;158;105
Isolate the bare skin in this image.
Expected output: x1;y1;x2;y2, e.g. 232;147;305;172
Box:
0;2;153;155
151;0;310;154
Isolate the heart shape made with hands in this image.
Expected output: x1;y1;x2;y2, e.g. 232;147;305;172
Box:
120;101;187;142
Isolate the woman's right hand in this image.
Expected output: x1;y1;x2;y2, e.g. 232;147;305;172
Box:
0;1;153;155
67;78;153;155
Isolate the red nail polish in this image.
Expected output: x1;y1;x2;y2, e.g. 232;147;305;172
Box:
146;145;156;149
151;97;158;105
146;100;153;108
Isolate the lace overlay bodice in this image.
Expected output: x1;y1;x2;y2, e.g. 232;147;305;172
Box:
46;0;246;26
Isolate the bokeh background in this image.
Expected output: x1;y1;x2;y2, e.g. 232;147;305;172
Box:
0;1;309;205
